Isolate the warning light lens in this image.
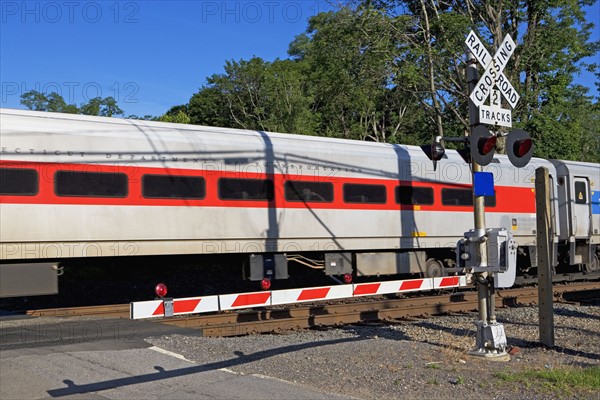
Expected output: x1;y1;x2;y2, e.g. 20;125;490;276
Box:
478;135;497;155
514;139;533;157
343;273;353;284
155;283;168;298
260;278;271;291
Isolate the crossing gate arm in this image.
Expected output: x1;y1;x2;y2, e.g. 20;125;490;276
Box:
130;276;468;319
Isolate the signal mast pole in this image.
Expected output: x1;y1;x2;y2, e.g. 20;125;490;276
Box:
427;30;530;359
467;50;489;334
466;51;507;360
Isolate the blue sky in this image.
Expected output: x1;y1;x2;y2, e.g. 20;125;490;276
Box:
1;1;598;117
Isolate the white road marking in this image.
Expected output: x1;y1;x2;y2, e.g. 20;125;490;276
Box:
148;346;194;363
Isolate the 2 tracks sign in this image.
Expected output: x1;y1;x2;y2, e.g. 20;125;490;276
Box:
466;30;520;128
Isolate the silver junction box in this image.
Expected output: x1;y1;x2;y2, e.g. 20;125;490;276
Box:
456;228;517;288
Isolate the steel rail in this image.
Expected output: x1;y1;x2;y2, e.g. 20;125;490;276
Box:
160;282;600;336
19;281;599;337
25;303;130;318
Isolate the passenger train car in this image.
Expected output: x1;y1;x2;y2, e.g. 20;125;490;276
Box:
0;109;598;297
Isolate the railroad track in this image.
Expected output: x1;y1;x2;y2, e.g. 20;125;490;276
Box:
161;282;600;336
21;281;600;336
25;303;130;318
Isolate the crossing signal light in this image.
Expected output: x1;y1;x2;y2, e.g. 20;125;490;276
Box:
479;134;497;155
155;283;168;298
260;278;271;291
506;129;534;167
421;135;445;171
470;125;496;166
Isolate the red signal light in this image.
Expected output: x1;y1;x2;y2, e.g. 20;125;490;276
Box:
260;278;271;291
469;126;495;166
514;138;532;157
506;129;533;167
155;283;168;298
343;273;353;284
478;135;497;155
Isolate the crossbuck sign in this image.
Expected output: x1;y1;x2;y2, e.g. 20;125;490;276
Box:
466;30;520;128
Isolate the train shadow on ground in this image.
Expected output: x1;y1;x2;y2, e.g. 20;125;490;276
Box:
45;335;367;397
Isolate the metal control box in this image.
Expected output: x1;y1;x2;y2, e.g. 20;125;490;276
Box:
324;253;352;275
456;228;517;288
0;263;59;298
249;254;288;281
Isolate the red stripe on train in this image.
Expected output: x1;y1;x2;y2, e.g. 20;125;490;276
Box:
0;160;536;213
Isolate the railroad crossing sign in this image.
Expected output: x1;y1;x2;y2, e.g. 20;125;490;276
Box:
466;30;520;128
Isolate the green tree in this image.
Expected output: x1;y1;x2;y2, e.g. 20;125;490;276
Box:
188;86;231;127
46;92;79;113
20;90;49;111
159;106;191;124
80;97;102;116
126;114;158;120
20;90;79;113
189;57;317;135
80;96;124;117
179;1;599;161
20;91;128;118
98;96;124;117
289;7;427;143
366;0;599;160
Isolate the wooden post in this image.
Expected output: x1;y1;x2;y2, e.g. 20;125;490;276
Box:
535;167;554;347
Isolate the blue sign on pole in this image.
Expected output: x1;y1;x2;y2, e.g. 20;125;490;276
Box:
474;171;495;196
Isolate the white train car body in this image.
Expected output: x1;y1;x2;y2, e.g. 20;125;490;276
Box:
0;109;598;295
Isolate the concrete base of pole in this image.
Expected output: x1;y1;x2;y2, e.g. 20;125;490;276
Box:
467;321;511;362
467;350;511;361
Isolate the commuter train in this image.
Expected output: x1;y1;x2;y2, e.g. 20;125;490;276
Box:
1;109;598;297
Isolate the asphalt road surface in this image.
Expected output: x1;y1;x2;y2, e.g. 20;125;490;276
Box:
0;314;349;399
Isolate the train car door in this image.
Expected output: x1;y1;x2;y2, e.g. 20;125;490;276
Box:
572;177;591;237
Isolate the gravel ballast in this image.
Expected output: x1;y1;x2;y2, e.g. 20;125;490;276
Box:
148;303;600;399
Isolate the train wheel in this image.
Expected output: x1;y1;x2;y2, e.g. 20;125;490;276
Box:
425;258;444;278
586;254;599;273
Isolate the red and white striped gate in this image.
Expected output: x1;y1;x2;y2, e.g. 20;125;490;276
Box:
130;276;468;319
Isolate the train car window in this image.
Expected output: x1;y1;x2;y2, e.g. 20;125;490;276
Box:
441;188;496;207
55;171;128;197
395;186;434;205
0;168;39;195
343;183;387;204
219;178;274;201
142;175;206;199
574;182;587;204
284;181;333;202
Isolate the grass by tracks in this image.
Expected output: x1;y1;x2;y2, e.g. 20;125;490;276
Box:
495;365;600;396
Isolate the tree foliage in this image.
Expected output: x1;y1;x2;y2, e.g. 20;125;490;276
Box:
181;1;598;162
20;91;124;117
20;90;79;114
80;96;123;117
18;1;599;163
189;57;317;135
159;105;191;124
